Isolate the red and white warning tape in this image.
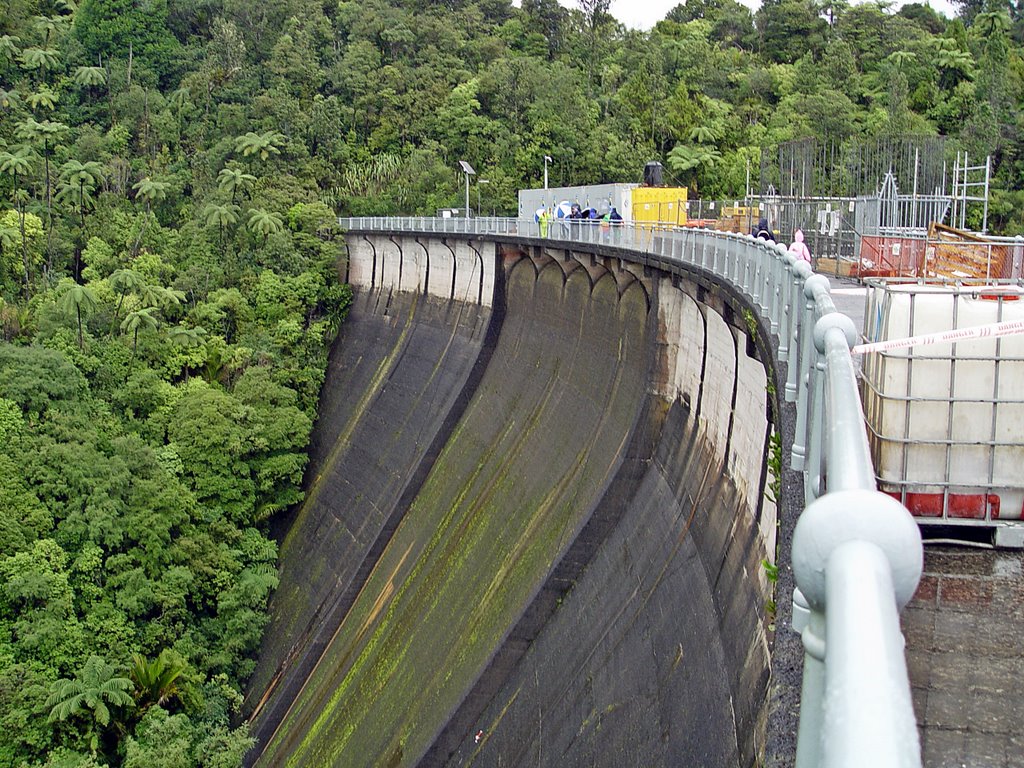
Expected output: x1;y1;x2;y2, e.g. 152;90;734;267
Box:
851;319;1024;355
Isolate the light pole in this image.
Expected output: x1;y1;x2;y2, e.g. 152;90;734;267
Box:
544;155;551;189
477;179;489;218
459;160;475;218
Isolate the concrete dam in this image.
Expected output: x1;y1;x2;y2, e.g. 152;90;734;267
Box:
243;230;781;767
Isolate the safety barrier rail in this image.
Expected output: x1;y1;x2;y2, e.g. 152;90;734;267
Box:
339;216;924;767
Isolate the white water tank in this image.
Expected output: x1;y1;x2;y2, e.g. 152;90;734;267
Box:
861;281;1024;521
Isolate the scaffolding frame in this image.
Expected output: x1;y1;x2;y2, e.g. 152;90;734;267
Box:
949;152;992;233
749;137;993;279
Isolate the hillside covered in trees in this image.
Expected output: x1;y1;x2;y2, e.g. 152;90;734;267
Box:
0;0;1021;766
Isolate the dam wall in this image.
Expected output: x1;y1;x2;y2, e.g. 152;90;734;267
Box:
245;232;779;767
243;234;498;739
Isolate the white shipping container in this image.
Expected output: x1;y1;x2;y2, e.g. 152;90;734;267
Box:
518;184;638;222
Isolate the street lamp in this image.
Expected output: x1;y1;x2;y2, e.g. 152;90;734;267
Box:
459;160;475;218
543;155;552;189
477;179;489;218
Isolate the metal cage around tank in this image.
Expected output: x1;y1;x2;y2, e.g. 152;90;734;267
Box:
860;278;1024;547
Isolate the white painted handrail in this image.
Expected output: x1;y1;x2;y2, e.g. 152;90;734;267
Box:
338;216;924;767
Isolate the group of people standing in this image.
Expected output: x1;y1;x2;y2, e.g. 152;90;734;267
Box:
538;203;622;238
753;217;812;266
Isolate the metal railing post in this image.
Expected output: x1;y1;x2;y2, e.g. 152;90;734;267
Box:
771;245;788;334
753;241;761;301
738;239;748;292
786;262;812;402
795;605;827;768
806;336;827;502
776;252;793;361
792;274;829;471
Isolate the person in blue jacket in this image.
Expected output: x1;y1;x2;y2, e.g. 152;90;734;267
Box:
753;218;776;242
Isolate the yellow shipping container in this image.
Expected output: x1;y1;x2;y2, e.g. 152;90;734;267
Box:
631;187;688;226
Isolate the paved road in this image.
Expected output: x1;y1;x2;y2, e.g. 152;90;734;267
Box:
824;277;869;325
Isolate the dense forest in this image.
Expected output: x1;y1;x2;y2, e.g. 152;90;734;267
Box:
0;0;1020;765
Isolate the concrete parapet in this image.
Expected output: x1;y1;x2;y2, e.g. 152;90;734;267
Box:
346;233;496;307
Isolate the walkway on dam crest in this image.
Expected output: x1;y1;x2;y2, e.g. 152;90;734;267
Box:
831;277;1024;768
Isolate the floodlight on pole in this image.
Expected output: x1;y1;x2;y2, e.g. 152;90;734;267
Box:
459;160;476;218
543;155;552;190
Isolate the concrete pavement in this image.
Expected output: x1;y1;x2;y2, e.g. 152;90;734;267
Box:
905;546;1024;768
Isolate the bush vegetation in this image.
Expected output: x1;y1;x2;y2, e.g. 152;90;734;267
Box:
0;0;1020;765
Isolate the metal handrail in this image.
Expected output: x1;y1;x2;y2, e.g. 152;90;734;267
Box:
338;216;924;767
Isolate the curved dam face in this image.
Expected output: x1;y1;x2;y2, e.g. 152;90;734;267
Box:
244;233;778;767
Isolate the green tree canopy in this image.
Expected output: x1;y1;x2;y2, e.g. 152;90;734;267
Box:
46;656;134;755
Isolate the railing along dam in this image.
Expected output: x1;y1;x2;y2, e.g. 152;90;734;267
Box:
243;218;924;768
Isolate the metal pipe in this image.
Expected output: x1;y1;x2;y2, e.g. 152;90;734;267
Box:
823;540;921;768
792;489;923;768
983;155;991;234
819;318;876;491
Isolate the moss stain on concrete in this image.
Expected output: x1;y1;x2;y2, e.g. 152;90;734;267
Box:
257;258;650;766
281;291;420;554
245;288;498;739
